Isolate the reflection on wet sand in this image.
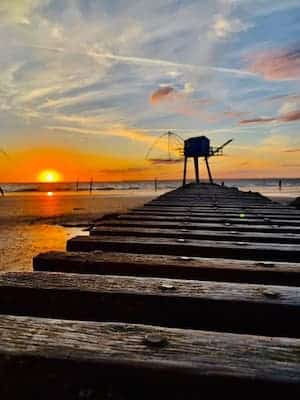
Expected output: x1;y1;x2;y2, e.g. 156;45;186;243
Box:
0;191;156;272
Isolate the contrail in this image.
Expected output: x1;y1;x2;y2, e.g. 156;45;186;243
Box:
88;50;256;78
23;44;256;78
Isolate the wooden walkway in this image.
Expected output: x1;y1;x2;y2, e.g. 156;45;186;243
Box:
1;183;300;397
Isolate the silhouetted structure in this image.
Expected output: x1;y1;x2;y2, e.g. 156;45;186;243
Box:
182;136;233;185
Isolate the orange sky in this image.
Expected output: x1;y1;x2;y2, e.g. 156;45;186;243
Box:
0;1;300;182
0;139;299;183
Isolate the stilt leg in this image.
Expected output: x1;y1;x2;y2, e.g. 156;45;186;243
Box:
183;156;187;186
194;157;199;184
205;157;213;184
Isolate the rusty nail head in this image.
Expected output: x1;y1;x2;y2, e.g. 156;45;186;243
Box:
144;334;168;347
255;262;275;268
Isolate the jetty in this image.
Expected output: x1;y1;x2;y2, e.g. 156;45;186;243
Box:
1;183;300;397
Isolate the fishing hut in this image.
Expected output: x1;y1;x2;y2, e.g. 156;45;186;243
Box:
183;136;232;185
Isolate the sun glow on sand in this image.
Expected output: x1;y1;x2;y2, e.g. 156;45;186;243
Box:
38;169;62;183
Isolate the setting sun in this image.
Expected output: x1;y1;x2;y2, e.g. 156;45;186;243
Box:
38;169;62;183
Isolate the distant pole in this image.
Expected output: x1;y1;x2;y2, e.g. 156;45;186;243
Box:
89;177;93;193
76;179;79;192
279;179;282;191
154;178;158;192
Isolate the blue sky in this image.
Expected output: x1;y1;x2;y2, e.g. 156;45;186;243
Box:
0;0;300;181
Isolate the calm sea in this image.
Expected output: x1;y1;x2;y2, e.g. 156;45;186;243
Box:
1;178;300;198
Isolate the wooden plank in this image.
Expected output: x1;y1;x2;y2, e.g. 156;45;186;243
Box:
98;219;300;233
90;226;300;244
136;207;300;219
136;206;300;217
67;235;300;262
120;213;300;226
34;251;300;286
1;314;300;396
1;272;300;337
148;201;293;209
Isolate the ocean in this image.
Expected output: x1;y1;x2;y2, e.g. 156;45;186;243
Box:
1;178;300;198
0;178;299;272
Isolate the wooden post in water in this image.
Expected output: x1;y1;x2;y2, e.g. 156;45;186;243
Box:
89;178;93;193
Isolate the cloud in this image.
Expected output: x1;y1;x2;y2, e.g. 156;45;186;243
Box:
247;45;300;80
240;117;276;124
281;163;300;167
0;149;9;159
99;167;149;174
149;86;219;122
148;159;182;165
211;14;252;39
283;148;300;153
0;0;43;24
279;101;298;115
280;110;300;122
150;87;175;104
183;82;195;94
240;109;300;124
46;125;157;146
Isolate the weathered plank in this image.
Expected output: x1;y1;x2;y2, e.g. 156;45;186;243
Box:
67;235;300;262
97;219;300;234
1;314;300;397
148;201;293;209
1;272;300;336
134;208;300;220
119;213;300;226
136;206;300;217
34;251;300;286
90;226;300;244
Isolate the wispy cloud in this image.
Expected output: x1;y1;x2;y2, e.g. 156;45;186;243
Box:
247;45;300;81
283;148;300;152
240;109;300;124
210;14;253;39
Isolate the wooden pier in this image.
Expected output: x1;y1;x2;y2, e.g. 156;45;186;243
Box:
1;183;300;397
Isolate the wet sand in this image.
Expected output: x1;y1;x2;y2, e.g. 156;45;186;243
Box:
0;191;160;272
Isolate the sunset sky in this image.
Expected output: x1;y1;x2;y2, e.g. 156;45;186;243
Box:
0;0;300;182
